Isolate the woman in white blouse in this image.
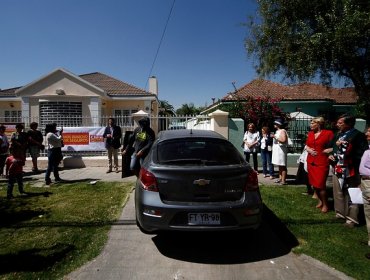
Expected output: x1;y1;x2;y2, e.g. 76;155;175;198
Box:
243;123;260;173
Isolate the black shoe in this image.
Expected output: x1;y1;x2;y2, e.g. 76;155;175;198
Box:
55;178;64;183
45;180;51;185
7;194;14;199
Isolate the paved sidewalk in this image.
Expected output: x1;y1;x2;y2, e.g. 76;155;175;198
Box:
0;161;299;186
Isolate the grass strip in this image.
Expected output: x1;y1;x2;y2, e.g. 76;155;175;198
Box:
260;185;370;280
0;181;134;279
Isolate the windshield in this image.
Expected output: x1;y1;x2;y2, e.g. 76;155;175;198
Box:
157;138;244;165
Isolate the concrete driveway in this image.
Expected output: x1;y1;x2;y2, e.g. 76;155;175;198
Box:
66;189;351;280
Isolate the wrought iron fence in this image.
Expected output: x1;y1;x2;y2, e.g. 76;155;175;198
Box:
0;113;311;155
286;116;311;154
0;114;211;157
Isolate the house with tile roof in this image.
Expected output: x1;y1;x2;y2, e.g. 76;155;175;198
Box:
204;79;358;119
0;68;159;130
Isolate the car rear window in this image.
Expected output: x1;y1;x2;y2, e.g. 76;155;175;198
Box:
156;138;244;165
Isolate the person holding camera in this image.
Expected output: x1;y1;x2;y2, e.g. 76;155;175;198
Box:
328;114;368;227
27;122;44;173
44;123;64;185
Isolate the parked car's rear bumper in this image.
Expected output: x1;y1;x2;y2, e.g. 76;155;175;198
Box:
135;186;263;233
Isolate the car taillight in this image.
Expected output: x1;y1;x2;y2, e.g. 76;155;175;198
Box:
244;170;259;191
139;168;158;192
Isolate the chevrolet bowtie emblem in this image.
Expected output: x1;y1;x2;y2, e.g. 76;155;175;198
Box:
193;179;210;186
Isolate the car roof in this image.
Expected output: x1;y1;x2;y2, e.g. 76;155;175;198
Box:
157;129;225;142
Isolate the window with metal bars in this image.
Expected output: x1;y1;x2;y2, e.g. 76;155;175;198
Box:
39;101;82;127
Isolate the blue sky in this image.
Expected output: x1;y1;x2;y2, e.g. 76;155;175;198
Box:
1;0;262;109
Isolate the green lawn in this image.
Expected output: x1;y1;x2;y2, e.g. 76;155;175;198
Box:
1;181;369;279
0;180;134;280
260;185;370;280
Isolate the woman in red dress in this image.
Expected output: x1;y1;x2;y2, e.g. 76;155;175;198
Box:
306;117;334;213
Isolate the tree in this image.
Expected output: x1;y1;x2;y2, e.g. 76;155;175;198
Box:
175;103;203;116
158;100;175;116
245;0;370;122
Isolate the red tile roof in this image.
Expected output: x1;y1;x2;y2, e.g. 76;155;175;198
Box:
0;87;21;97
80;72;150;96
0;72;152;97
222;79;357;104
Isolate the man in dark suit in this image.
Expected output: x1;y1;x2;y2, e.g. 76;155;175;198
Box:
103;118;122;173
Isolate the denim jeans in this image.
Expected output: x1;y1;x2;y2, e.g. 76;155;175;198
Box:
260;149;274;176
130;152;144;172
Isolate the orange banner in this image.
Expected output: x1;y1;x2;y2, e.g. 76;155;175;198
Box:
62;132;89;145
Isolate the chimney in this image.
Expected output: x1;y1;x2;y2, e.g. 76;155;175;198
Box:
149;76;158;95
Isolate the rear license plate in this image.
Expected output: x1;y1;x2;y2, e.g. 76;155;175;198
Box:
188;213;221;225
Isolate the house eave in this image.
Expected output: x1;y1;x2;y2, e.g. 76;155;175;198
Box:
15;68;106;97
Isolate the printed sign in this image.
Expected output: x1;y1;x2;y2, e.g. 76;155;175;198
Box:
60;127;106;151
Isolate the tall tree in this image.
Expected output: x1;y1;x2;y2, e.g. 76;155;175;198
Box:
245;0;370;122
176;103;203;116
158;100;175;116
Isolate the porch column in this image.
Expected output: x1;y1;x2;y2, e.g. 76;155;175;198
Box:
88;97;100;126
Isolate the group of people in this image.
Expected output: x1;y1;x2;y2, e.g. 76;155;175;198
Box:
2;117;155;199
0;122;58;198
243;114;370;258
242;118;290;185
300;114;370;259
103;117;155;177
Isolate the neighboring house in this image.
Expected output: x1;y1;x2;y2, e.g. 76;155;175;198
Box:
0;68;159;130
203;79;358;118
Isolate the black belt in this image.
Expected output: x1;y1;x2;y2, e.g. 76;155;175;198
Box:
362;176;370;180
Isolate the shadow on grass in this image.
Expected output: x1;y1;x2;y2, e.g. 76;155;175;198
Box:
0;243;75;274
0;193;53;226
151;204;299;264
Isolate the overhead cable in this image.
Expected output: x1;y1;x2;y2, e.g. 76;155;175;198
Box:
145;0;176;90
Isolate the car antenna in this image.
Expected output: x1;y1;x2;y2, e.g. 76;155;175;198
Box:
190;129;193;134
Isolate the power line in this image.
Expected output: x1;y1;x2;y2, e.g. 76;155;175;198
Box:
145;0;176;90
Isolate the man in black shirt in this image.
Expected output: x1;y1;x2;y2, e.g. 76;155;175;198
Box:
122;117;155;177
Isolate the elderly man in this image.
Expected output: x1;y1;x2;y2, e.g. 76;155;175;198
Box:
328;114;368;228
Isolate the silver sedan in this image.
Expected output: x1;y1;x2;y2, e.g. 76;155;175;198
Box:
135;129;263;233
